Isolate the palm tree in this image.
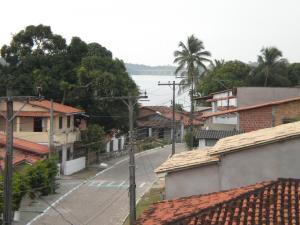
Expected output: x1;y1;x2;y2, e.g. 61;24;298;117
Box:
211;59;225;70
174;35;211;93
173;35;211;148
257;47;285;87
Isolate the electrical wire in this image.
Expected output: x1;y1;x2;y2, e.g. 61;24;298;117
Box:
39;197;75;225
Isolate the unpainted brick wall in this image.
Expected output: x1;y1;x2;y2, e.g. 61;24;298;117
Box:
274;101;300;126
239;106;273;132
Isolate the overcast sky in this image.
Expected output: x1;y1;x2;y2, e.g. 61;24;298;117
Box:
1;0;300;66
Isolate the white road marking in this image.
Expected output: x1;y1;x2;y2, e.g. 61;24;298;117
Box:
118;181;126;187
139;182;146;188
27;145;171;225
96;180;107;187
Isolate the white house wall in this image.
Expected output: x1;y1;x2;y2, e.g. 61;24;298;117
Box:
220;138;300;190
165;163;219;199
165;137;300;199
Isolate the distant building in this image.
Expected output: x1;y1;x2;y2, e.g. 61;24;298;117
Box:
195;129;241;147
137;106;202;142
0;100;87;175
202;96;300;132
196;87;300;132
156;121;300;199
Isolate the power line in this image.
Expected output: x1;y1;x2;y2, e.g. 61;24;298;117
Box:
95;93;147;225
158;81;185;156
39;197;75;225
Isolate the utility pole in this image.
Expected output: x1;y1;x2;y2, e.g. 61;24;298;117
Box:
49;99;54;154
190;74;194;149
96;93;147;225
3;90;13;225
0;92;42;225
158;81;184;155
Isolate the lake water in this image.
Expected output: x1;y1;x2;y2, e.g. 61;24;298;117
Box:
131;75;190;109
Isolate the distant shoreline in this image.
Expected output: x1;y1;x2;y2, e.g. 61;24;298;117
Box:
125;63;176;76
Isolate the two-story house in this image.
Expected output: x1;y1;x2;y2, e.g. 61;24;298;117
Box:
194;87;300;145
0;100;87;175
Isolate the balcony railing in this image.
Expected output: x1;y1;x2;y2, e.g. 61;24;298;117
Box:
14;130;81;145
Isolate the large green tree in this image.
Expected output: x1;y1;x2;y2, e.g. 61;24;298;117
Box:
0;24;138;131
198;60;251;95
287;63;300;85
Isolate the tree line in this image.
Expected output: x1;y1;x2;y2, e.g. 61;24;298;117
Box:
173;35;300;97
0;24;138;132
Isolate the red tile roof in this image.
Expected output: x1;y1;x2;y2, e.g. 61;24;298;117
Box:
0;148;41;169
29;100;83;114
0;133;49;155
138;106;203;127
137;178;300;225
0;111;58;117
202;96;300;119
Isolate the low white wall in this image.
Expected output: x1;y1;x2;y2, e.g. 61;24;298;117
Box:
165;137;300;199
199;139;206;148
64;157;86;175
166;163;219;199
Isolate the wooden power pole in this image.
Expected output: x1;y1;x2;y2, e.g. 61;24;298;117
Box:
158;81;184;156
96;93;147;225
0;92;41;225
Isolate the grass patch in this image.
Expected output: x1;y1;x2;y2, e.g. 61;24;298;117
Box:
123;187;164;225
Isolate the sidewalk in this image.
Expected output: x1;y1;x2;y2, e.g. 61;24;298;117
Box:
17;156;125;225
17;144;181;225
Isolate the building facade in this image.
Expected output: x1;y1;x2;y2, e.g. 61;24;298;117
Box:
197;87;300;131
156;122;300;199
0;100;86;175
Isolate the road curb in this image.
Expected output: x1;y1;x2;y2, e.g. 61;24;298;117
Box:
26;144;172;225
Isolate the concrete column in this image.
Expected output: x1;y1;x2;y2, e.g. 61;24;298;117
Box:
62;145;67;175
16;117;20;132
180;122;184;143
149;128;152;137
70;144;74;160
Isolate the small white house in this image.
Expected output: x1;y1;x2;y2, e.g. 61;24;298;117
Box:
156;121;300;199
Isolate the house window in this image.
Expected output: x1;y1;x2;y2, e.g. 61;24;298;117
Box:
33;117;43;132
59;116;63;129
67;116;71;128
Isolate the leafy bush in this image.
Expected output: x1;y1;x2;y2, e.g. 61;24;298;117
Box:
82;124;105;153
0;156;58;215
136;138;166;152
184;131;198;150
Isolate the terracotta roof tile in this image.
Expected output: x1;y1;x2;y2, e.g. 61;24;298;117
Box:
0;133;48;155
0;111;58;117
29;100;83;114
138;106;202;127
155;149;219;173
137;178;300;225
0;148;41;169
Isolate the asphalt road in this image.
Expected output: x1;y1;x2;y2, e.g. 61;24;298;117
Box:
28;144;186;225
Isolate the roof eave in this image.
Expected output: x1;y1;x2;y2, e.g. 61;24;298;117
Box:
155;159;219;174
